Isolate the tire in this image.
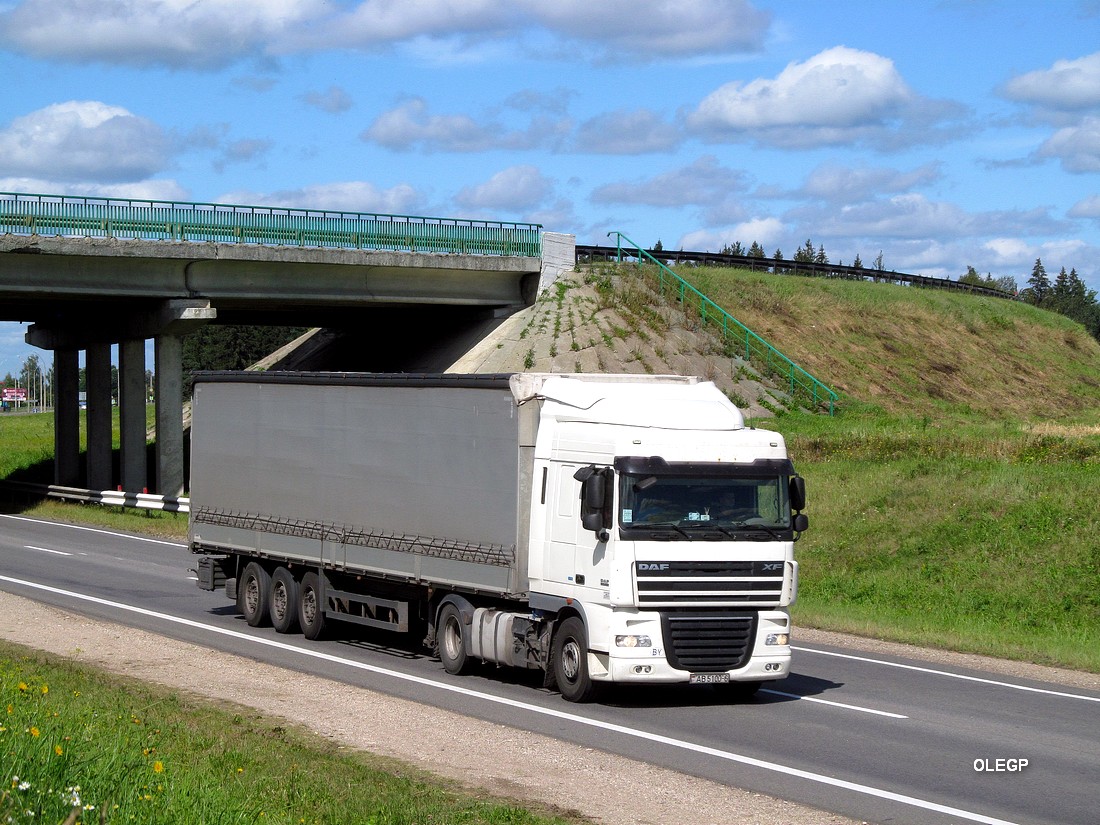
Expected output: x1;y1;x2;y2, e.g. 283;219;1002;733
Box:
239;562;272;627
269;567;300;634
437;602;472;675
298;571;327;641
552;616;600;703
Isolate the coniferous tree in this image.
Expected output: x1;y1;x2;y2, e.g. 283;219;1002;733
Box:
748;241;766;258
1025;258;1051;305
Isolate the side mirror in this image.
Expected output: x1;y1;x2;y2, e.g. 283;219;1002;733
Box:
575;465;612;538
792;513;809;533
789;475;806;512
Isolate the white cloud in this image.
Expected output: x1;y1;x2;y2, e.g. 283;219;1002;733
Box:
0;101;171;183
1035;116;1100;173
362;97;568;153
797;162;942;202
1068;194;1100;220
0;0;771;68
525;0;771;59
678;216;784;252
300;85;354;114
590;156;746;207
686;46;963;149
0;0;321;69
1001;52;1100;112
454;165;554;212
572;109;681;154
218;181;424;214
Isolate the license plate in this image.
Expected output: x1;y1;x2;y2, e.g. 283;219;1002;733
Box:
689;673;730;685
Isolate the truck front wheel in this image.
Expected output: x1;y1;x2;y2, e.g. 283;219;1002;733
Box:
239;562;271;627
270;567;300;634
298;571;326;641
552;617;600;703
437;602;472;675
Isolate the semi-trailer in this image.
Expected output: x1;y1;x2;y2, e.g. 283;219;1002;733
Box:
190;371;807;701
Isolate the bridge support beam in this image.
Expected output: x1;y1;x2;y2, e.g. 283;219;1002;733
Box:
118;339;146;493
154;334;185;497
53;348;80;487
85;343;113;491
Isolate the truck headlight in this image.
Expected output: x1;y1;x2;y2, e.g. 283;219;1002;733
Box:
765;633;790;646
615;634;652;648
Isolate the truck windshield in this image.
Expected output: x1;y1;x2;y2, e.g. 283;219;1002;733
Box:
619;473;790;533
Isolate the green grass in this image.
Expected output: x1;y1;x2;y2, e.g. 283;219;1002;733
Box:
782;413;1100;671
0;642;582;825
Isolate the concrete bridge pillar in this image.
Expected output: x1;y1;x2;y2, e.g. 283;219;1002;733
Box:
53;348;80;487
154;334;185;497
85;343;113;491
118;339;146;493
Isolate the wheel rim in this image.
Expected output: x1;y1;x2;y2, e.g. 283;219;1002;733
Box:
561;638;582;683
442;617;462;661
244;576;260;615
301;588;317;626
272;581;288;620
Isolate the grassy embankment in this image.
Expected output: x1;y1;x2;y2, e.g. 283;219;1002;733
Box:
0;642;578;825
667;266;1100;672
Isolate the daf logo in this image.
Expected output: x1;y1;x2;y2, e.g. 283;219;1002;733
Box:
638;563;670;571
760;562;783;572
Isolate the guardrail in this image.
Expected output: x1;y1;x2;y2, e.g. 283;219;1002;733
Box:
605;232;840;415
1;191;543;257
576;244;1016;300
0;479;189;513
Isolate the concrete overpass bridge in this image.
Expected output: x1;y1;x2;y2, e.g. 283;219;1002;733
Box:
1;191;574;498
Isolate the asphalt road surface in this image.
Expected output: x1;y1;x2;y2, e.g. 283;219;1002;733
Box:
2;513;1097;825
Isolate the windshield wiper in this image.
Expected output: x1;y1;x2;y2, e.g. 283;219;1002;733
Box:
728;520;784;539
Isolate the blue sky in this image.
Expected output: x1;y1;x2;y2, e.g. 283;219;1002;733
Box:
2;0;1099;378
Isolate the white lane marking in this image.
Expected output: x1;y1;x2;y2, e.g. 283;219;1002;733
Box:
760;687;908;718
0;574;1020;825
794;645;1100;704
0;513;186;548
24;545;73;556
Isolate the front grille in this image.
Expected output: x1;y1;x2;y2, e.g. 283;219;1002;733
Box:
661;612;757;672
635;560;785;606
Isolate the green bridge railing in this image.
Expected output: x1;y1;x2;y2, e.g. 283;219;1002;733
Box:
0;191;542;257
608;232;839;415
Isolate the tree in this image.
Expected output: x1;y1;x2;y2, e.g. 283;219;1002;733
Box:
748;241;766;258
652;239;664;252
873;251;885;272
1024;258;1050;305
814;244;828;265
720;241;744;256
793;238;816;263
852;254;863;269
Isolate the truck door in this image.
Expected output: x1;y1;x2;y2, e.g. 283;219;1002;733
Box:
546;462;581;585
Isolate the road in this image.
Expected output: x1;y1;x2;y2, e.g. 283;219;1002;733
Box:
1;513;1097;825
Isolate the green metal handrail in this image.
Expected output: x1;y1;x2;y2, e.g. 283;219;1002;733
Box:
0;191;542;258
608;232;839;415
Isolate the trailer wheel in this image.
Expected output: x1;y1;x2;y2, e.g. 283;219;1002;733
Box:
269;567;300;634
239;562;272;627
552;617;600;703
437;603;472;675
298;571;326;641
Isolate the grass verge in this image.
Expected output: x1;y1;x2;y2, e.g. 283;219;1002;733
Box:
0;641;581;825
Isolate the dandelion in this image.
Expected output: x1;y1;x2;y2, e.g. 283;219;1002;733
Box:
40;685;48;695
17;682;27;692
54;745;63;756
29;727;40;738
6;704;13;713
153;762;164;774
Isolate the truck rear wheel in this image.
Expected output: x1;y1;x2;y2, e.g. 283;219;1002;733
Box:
437;602;472;675
239;562;272;627
552;617;600;703
298;571;326;641
270;567;300;634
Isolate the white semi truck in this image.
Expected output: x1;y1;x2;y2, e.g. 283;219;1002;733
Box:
190;371;807;701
